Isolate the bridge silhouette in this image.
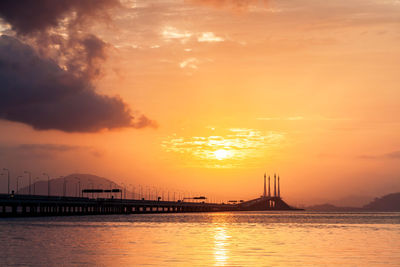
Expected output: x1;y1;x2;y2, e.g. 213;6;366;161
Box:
0;173;300;217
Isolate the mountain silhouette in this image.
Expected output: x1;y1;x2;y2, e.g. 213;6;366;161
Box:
329;194;373;208
305;203;363;212
306;192;400;211
363;193;400;211
17;173;124;198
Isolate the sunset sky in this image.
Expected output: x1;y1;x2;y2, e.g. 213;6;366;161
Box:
0;0;400;205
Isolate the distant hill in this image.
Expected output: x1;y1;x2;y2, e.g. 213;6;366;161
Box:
330;195;373;208
17;173;125;198
306;192;400;212
363;193;400;211
306;203;363;212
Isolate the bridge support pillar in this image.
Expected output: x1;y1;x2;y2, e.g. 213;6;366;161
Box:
11;205;17;216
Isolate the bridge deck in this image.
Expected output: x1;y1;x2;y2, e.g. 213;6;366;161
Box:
0;194;300;217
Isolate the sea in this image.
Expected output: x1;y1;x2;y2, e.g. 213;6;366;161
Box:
0;211;399;266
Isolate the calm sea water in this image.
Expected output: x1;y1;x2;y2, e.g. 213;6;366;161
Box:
0;211;399;266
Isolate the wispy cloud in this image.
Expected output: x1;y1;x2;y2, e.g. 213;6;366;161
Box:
0;144;103;159
161;26;225;45
186;0;269;12
197;32;224;42
179;57;199;69
162;26;192;43
18;144;81;153
358;151;400;160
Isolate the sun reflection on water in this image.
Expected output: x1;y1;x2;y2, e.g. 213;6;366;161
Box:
213;226;231;266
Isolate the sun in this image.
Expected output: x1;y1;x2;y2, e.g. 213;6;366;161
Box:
213;149;230;160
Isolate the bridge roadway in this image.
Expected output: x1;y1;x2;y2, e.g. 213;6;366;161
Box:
0;193;240;217
0;193;299;217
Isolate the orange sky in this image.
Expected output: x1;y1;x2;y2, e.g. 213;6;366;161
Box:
1;0;400;205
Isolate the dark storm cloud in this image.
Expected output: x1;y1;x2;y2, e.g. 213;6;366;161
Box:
63;34;109;79
0;0;117;79
0;35;155;132
0;0;120;35
0;0;157;132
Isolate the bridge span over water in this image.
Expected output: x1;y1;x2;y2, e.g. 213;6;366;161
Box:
0;194;299;217
0;173;300;217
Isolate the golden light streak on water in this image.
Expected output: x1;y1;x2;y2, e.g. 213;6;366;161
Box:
213;226;230;266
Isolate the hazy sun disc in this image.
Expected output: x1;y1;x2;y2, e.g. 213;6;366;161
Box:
214;149;230;160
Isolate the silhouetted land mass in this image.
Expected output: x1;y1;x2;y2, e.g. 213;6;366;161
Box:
307;192;400;211
18;173;123;197
363;193;400;211
330;194;373;208
306;204;364;212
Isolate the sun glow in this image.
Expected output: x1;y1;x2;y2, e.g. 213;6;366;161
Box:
214;149;231;160
162;128;285;168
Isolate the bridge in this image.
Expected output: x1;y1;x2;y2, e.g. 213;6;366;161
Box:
0;173;301;217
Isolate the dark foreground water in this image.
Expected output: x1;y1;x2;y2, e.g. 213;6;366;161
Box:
0;211;399;266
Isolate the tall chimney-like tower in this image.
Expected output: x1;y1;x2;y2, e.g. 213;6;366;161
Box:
268;175;271;197
263;173;266;198
278;175;280;198
274;173;276;197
